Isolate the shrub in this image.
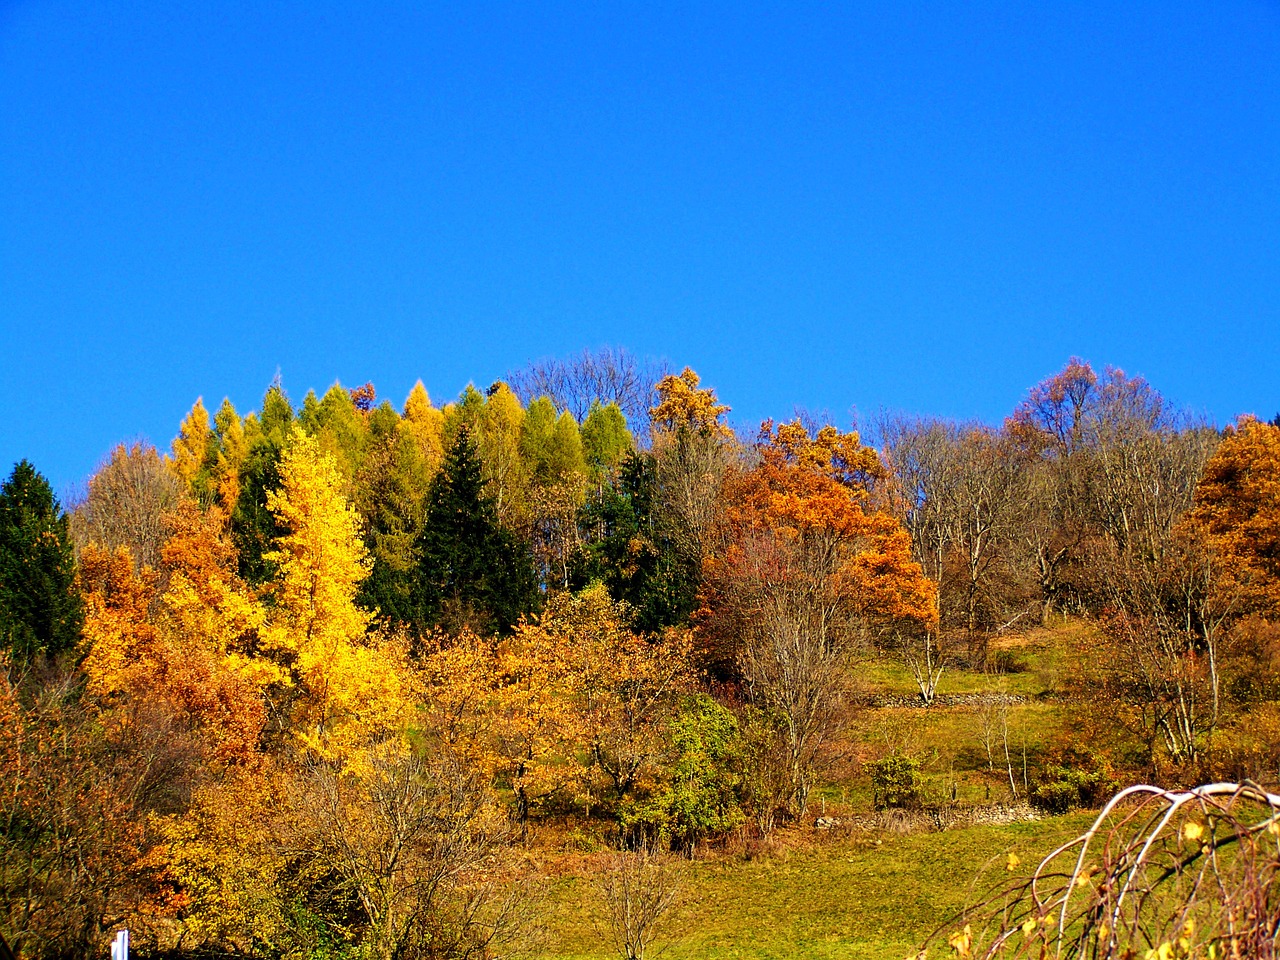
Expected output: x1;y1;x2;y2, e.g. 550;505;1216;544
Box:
870;754;923;810
1029;747;1117;813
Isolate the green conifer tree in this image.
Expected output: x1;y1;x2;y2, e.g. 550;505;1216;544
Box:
414;427;536;635
0;461;83;664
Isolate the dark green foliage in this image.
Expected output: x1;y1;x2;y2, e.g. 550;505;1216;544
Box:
869;754;923;810
231;384;295;585
231;439;285;585
0;461;82;664
572;453;699;632
414;428;536;635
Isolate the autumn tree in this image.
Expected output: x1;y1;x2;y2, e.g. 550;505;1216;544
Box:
167;397;217;498
0;664;188;960
701;420;936;816
1186;416;1280;615
209;397;250;508
294;741;526;960
402;380;446;468
649;368;735;566
530;585;694;822
261;428;410;757
0;461;82;666
1094;417;1280;775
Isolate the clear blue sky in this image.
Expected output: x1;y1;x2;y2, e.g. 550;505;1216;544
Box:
3;1;1278;495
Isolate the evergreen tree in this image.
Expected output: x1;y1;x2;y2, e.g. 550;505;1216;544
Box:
572;452;699;632
231;383;294;584
0;460;82;663
415;428;536;635
356;428;430;628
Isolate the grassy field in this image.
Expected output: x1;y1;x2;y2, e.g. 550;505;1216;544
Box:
532;813;1095;960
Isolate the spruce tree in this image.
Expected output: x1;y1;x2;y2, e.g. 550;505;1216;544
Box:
0;460;82;663
415;427;536;634
571;452;699;632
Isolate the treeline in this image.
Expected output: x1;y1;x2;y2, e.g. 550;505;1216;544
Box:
0;353;1277;959
878;361;1280;785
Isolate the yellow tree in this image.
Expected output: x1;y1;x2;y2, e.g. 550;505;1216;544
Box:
168;397;213;492
262;428;410;757
402;380;446;468
647;367;736;587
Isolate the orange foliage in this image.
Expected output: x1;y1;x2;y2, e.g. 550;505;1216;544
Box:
649;367;732;438
1187;416;1280;615
709;420;937;633
81;515;267;766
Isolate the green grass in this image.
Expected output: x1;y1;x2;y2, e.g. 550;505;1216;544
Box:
532;814;1095;960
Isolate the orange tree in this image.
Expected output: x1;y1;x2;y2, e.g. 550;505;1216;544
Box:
699;420;937;817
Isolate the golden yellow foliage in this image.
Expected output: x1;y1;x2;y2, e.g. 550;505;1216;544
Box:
650;367;732;438
402;380;446;467
262;428;412;757
168;397;211;490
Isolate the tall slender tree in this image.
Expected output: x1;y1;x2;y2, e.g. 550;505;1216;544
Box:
0;461;82;664
415;428;536;635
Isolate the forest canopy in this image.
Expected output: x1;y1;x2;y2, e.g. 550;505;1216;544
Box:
1;353;1277;960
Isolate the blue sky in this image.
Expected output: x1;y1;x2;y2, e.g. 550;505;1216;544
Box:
2;1;1278;495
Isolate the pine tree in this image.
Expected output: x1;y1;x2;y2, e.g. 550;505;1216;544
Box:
415;427;536;635
572;452;699;632
231;383;294;584
0;460;82;664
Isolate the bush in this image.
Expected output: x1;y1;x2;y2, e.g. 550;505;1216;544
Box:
624;695;745;852
1029;747;1117;813
869;754;923;810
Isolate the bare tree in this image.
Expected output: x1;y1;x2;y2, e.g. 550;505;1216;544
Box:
70;442;183;571
507;347;669;430
877;415;1029;662
1094;525;1245;774
594;848;681;960
904;628;947;705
